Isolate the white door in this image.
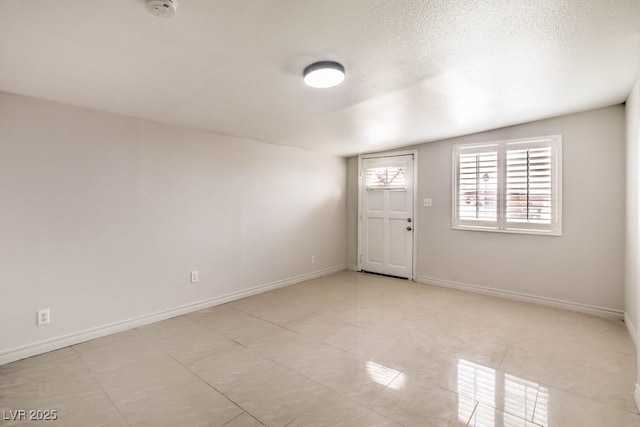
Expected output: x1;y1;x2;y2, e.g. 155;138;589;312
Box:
359;154;414;279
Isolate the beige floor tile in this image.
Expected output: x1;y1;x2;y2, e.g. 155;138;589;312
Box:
248;330;344;375
436;336;509;370
327;305;388;325
562;368;638;413
187;343;278;393
102;371;242;425
327;305;429;342
83;346;209;414
364;374;473;427
232;296;318;325
532;386;640;426
189;307;287;347
185;302;236;322
3;271;639;426
224;366;332;426
293;296;356;317
222;412;265;426
0;349;125;427
500;347;637;412
323;324;397;360
499;308;635;358
288;394;400;426
136;314;199;335
373;336;441;378
73;330;164;375
0;347;79;376
570;346;635;378
303;350;398;402
499;348;546;382
1;384;126;427
126;399;241;426
374;341;511;409
137;315;238;365
84;348;190;387
282;312;352;341
468;403;539;427
100;421;130;427
73;329;151;353
504;315;636;368
371;316;432;341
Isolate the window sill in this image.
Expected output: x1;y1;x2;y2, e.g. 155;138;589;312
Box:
451;224;562;237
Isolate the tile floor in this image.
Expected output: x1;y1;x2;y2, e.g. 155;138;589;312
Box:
1;271;639;426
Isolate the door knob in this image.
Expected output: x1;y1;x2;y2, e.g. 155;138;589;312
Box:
407;226;412;231
407;218;412;223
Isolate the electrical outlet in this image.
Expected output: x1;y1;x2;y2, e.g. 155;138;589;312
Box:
37;309;50;326
311;255;316;264
190;271;199;283
423;198;432;207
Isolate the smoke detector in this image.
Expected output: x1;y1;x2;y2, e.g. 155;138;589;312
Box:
147;0;177;18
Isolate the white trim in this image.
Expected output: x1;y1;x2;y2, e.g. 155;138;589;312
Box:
358;149;418;160
357;150;418;280
451;225;563;236
625;312;639;347
411;151;418;281
346;264;358;271
625;316;639;414
0;265;346;366
416;275;624;322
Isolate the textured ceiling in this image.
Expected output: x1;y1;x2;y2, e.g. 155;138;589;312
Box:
1;1;639;156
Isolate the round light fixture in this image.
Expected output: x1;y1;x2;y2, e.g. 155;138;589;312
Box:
303;61;345;88
147;0;177;18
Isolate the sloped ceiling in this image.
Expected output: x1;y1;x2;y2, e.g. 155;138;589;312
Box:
1;0;639;156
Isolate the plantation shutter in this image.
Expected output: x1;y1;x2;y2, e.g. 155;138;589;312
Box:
506;146;552;224
457;147;498;222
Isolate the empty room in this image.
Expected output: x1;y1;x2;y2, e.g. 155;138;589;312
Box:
2;1;640;426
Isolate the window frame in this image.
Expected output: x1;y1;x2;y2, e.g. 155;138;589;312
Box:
452;135;562;236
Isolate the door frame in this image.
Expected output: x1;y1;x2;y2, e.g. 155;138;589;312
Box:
357;149;418;280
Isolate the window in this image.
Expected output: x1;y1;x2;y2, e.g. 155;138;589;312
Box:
453;135;562;235
365;165;407;190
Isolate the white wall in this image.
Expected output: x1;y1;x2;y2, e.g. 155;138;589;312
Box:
625;76;640;410
626;78;640;340
349;106;626;315
0;92;347;364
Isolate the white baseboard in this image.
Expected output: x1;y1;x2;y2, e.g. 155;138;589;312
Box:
416;275;624;322
346;264;358;271
0;265;347;366
626;313;639;347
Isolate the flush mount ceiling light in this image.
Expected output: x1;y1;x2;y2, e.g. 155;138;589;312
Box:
303;61;345;88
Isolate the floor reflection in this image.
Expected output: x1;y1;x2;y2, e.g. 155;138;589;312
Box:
365;361;406;390
532;386;549;426
457;359;547;425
